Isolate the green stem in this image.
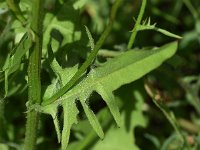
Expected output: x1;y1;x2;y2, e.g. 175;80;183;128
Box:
24;0;43;150
183;0;198;20
127;0;147;49
42;0;122;106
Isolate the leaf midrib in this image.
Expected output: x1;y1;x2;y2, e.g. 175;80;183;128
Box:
55;43;176;103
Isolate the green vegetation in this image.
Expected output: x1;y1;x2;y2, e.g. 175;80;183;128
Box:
0;0;199;150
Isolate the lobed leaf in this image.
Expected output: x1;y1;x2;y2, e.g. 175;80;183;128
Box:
43;2;83;55
41;41;178;149
61;100;79;150
92;83;147;150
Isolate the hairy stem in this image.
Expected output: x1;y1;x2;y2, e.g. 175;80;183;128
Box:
127;0;147;49
42;0;122;106
24;0;43;150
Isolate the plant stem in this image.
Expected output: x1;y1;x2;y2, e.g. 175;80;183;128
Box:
42;0;122;106
24;0;43;150
127;0;147;49
183;0;198;20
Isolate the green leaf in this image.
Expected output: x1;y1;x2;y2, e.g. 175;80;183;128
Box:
84;0;110;33
92;83;147;150
73;0;88;10
43;1;84;54
2;32;32;97
79;97;104;139
67;81;148;150
85;26;95;51
0;144;9;150
48;45;79;87
3;33;31;74
95;84;122;126
41;41;178;149
61;100;79;150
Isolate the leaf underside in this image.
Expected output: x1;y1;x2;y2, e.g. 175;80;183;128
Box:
41;41;177;150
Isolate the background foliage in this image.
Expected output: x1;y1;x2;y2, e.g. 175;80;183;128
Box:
0;0;200;150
